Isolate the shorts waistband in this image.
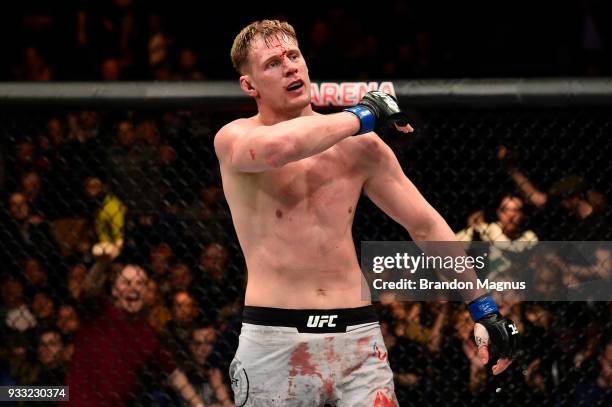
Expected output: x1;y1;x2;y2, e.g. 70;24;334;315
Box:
242;305;378;333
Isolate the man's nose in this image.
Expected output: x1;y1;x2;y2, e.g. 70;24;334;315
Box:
283;58;298;75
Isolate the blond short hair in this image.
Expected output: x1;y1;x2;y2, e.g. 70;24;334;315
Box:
231;19;297;74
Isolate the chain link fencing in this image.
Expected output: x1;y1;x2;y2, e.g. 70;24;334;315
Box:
0;82;610;406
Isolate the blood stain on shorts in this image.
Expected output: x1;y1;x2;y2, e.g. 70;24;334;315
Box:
358;336;371;346
374;391;394;407
289;343;319;377
322;376;335;399
325;340;340;364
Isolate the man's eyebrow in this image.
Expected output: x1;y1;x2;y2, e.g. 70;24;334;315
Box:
261;47;299;65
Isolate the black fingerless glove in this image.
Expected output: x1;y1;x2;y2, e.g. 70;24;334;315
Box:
344;91;409;135
469;295;520;358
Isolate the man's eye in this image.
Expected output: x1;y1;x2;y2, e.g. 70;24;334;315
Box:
268;61;279;68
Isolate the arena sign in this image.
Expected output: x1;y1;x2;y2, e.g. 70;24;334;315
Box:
311;82;396;106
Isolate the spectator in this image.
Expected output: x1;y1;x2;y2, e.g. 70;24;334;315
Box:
13;46;53;81
2;276;37;333
193;242;235;324
19;171;43;213
67;263;88;301
170;262;194;293
499;146;608;240
165;290;200;367
55;304;79;339
31;291;56;327
2;331;38;386
181;325;233;406
181;183;233;246
107;119;163;218
573;342;612;405
20;257;50;292
175;48;205;80
34;327;66;387
100;57;122;81
144;279;171;333
456;195;538;279
67;111;100;144
149;242;173;279
64;250;204;406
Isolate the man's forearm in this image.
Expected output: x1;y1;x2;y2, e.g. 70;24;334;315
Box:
509;168;547;207
81;257;111;297
232;112;359;170
413;215;486;303
169;368;205;407
272;112;360;165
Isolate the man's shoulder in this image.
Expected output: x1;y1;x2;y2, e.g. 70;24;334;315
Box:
215;116;262;141
214;117;258;159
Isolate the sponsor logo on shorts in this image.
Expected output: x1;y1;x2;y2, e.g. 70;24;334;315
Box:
374;343;388;361
230;358;249;406
306;314;338;328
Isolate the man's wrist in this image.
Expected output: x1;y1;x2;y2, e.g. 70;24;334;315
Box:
468;294;498;321
343;105;375;135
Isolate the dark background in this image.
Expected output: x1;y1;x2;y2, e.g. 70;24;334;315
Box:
2;0;612;81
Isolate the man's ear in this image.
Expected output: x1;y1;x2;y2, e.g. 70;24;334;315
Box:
240;75;258;97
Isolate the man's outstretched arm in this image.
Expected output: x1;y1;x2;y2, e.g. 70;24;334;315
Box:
215;113;362;172
362;136;486;299
215;91;413;173
363;135;519;375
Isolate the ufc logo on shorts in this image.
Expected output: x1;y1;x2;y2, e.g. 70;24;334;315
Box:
307;315;338;328
508;323;519;335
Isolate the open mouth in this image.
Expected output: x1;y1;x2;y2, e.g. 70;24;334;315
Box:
286;80;304;91
126;293;140;303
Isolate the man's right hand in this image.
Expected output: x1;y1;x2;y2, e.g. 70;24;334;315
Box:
344;91;413;135
92;242;121;261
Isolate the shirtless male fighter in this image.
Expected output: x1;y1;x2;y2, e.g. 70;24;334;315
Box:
215;20;519;406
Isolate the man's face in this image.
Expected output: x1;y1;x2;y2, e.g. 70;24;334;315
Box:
56;305;79;335
16;142;34;165
9;193;29;221
21;172;41;196
113;265;149;314
497;196;524;235
1;278;23;308
117;121;135;147
170;264;193;291
189;327;217;365
84;178;103;199
533;266;561;299
68;264;87;299
200;244;228;277
38;331;63;368
150;244;172;276
32;292;54;319
23;258;47;286
242;35;311;114
172;292;197;325
47;118;63;145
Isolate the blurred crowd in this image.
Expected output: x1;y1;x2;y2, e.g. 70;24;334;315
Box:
3;0;612;81
0;104;610;406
